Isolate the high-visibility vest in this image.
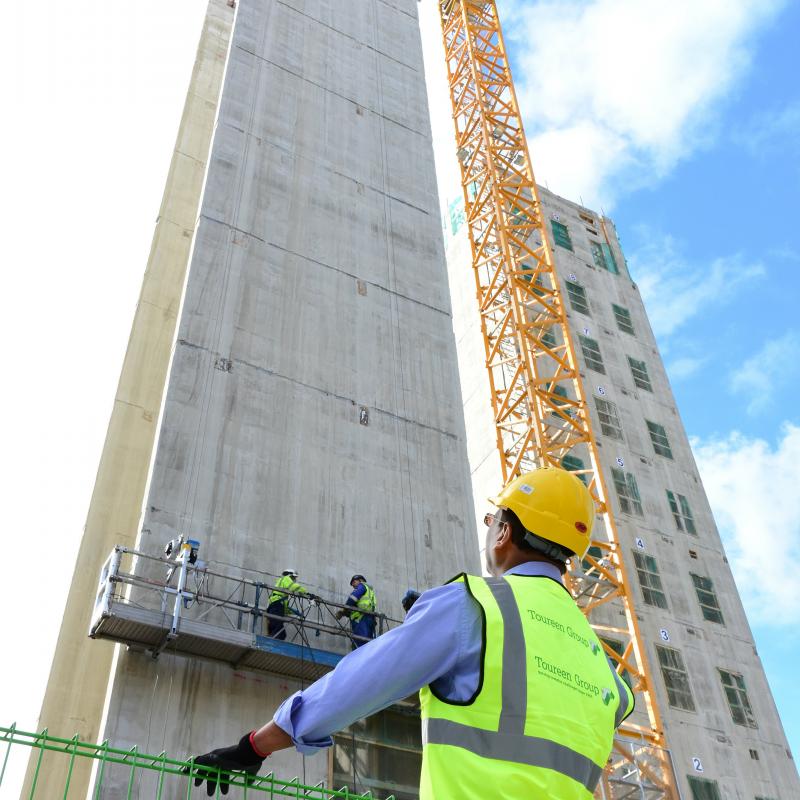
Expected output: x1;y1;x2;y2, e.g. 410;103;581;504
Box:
268;575;305;610
350;584;376;622
419;573;634;799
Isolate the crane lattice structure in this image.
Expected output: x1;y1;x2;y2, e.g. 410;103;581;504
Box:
438;2;679;797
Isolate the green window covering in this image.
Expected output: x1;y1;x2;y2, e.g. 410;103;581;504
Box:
666;490;697;535
600;637;632;688
690;574;724;625
633;551;668;609
719;670;757;727
656;645;696;711
611;467;643;516
579;335;605;373
627;356;652;391
601;242;619;274
561;454;587;484
594;397;623;440
590;241;605;269
612;303;635;335
548;383;571;419
449;196;465;235
589;240;619;274
646;420;673;459
565;280;590;315
581;544;603;573
687;776;722;800
550;219;573;251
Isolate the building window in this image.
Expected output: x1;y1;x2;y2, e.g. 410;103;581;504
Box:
686;776;722;800
667;490;697;534
549;383;572;420
600;637;632;688
656;645;696;711
633;552;668;609
594;397;623;440
581;544;603;573
565;280;590;315
590;240;619;274
510;203;529;226
627;356;653;391
448;196;465;235
611;467;643;516
719;670;757;728
646;420;674;459
690;574;724;624
579;335;605;373
541;327;557;349
590;241;605;269
551;219;573;251
332;707;422;800
561;454;587;485
612;303;635;335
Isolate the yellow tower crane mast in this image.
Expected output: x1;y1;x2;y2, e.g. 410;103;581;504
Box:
437;2;679;797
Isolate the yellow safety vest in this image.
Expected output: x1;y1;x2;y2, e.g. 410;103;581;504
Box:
268;575;305;610
350;584;376;622
419;573;634;799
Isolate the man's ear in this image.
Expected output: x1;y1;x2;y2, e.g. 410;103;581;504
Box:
496;520;513;547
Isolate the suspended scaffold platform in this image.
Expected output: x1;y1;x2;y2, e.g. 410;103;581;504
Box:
89;545;400;683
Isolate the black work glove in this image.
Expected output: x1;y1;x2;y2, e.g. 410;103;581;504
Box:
308;593;321;602
185;732;268;796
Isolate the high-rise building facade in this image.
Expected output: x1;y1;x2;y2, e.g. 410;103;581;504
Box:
29;1;478;797
444;187;799;800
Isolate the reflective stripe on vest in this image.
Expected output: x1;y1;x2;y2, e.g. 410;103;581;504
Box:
422;718;603;792
419;573;634;799
350;584;376;622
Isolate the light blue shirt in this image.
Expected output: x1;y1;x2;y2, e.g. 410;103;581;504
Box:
273;561;564;753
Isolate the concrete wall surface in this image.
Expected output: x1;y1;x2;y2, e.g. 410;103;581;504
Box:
95;1;478;796
445;186;800;799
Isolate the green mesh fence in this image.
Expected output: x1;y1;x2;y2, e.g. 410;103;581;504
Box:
1;724;392;799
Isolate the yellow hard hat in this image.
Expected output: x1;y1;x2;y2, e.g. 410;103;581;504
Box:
489;467;595;558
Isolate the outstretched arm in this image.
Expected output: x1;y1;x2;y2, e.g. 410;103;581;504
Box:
187;582;473;792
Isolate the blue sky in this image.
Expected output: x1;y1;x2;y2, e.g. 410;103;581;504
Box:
491;0;800;762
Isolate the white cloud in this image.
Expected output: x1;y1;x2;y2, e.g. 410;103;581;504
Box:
692;424;800;625
628;231;765;339
729;331;800;414
666;356;707;381
495;0;784;207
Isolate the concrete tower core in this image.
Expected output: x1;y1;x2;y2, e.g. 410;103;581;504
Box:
30;0;478;797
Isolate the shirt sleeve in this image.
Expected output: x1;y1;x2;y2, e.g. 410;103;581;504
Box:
272;582;468;753
345;583;366;607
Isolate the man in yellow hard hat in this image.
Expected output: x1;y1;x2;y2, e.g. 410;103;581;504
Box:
187;468;634;798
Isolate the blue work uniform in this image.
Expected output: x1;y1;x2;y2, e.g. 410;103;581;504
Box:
273;561;563;751
346;582;376;648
